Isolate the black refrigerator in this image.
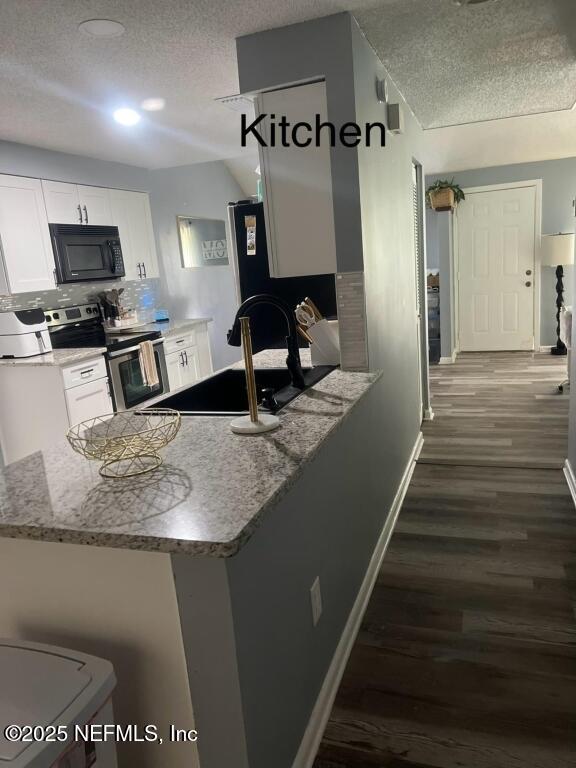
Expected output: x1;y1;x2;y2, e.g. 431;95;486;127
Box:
226;200;337;353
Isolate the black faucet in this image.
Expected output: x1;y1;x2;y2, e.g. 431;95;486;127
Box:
227;294;306;389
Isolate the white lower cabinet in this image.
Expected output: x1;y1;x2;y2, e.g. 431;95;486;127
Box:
166;349;184;391
65;376;113;426
166;347;199;391
0;355;112;465
164;325;212;393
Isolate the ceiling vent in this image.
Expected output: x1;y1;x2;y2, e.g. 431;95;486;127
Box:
453;0;498;6
215;94;254;112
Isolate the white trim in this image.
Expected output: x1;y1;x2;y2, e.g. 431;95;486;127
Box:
423;407;434;421
291;431;424;768
563;459;576;508
454;179;543;351
439;350;457;365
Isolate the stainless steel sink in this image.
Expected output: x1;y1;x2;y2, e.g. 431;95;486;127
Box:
151;366;335;416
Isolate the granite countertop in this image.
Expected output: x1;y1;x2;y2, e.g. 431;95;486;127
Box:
0;347;106;368
148;318;212;338
0;351;381;558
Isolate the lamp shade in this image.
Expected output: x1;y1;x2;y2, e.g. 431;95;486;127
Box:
541;233;575;267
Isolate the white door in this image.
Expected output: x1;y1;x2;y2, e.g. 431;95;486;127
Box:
42;180;83;224
457;185;536;351
77;185;113;226
0;174;56;293
65;377;113;426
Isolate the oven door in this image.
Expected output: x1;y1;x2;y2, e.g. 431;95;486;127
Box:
108;340;168;411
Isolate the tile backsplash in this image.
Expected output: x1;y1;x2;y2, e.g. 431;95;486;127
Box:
0;279;161;322
336;271;369;371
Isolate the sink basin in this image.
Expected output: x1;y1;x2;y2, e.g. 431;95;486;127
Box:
152;366;335;416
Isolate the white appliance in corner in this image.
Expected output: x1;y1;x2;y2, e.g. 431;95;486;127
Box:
0;638;118;767
0;309;52;358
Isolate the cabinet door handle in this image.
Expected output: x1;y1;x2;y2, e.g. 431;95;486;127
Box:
137;262;142;279
83;205;88;224
179;352;185;367
77;204;83;223
142;262;147;279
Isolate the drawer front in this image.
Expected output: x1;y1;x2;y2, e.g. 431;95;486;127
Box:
165;330;196;356
65;377;113;426
62;356;108;390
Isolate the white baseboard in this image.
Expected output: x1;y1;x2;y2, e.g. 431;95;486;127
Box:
439;350;457;365
423;408;434;421
563;459;576;507
291;431;424;768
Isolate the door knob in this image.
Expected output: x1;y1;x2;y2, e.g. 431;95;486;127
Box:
525;281;532;287
526;269;532;276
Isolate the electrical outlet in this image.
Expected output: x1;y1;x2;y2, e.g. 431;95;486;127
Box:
310;576;322;626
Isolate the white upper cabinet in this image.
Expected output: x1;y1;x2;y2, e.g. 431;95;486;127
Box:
42;180;83;224
42;181;113;226
0;174;56;294
77;185;113;226
256;81;337;278
110;189;159;280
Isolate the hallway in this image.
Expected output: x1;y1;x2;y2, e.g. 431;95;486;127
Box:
315;352;576;768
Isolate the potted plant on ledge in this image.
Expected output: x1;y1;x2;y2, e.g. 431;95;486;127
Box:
426;179;465;212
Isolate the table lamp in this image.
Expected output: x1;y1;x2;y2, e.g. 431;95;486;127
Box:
541;233;575;356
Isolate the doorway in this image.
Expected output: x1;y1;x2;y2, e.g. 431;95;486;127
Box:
456;182;540;352
412;161;432;420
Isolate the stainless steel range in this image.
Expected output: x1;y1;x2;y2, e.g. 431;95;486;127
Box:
45;304;168;410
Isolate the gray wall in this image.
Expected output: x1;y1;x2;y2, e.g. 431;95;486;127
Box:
237;13;363;274
426;209;439;270
233;12;424;768
226;375;402;768
147;162;244;370
427;157;576;347
350;19;423;442
0;139;149;190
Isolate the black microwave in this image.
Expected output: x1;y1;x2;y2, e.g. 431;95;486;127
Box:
50;224;126;284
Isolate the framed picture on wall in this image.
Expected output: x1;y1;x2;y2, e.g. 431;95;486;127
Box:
177;216;229;268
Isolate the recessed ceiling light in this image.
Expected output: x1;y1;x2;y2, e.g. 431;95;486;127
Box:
141;97;166;112
113;108;141;126
78;19;126;38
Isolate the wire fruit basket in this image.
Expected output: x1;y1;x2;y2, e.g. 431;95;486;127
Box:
67;409;182;478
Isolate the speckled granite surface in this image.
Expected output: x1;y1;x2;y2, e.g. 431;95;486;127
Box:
0;351;380;557
0;347;106;367
146;318;212;338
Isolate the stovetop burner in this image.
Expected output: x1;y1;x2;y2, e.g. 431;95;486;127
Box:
46;303;162;356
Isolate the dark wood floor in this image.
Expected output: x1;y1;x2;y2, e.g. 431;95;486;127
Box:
314;352;576;768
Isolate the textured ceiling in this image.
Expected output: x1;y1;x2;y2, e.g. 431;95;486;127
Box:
1;0;576;170
356;0;576;128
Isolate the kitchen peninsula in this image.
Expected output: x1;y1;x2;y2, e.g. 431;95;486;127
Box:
0;354;421;768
